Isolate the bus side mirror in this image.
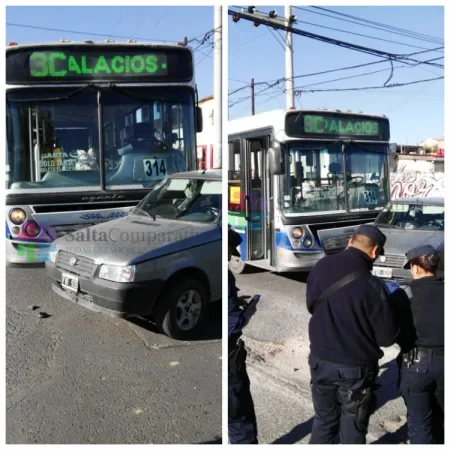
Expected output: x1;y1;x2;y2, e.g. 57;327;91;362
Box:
196;107;203;133
269;147;283;175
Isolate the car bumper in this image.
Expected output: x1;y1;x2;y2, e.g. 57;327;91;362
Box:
372;266;412;283
46;261;164;318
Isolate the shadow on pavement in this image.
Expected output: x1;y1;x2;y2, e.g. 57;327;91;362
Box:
371;423;408;444
271;417;313;444
374;358;402;412
128;300;222;342
197;436;222;444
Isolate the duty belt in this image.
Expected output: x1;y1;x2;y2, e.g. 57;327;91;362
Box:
402;347;444;368
417;347;445;358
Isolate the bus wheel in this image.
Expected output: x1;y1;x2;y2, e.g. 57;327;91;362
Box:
156;278;208;340
229;256;247;274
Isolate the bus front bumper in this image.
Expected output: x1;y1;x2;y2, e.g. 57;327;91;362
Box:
275;248;325;272
6;240;52;265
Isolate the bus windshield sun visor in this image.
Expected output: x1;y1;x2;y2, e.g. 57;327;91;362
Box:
6;84;100;103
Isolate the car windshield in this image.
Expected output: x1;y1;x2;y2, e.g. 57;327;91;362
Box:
281;141;389;216
375;202;444;231
6;87;195;192
134;177;222;223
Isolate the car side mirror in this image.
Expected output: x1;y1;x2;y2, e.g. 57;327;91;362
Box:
268;147;283;175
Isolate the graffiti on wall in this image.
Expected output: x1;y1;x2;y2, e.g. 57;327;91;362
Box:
390;172;445;200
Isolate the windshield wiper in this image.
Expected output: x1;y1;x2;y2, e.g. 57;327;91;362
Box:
6;84;99;103
132;206;156;221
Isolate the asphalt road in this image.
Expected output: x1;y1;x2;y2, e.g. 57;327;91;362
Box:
234;266;408;444
6;266;222;445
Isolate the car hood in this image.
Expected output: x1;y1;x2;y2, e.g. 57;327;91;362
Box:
379;227;443;255
54;215;220;266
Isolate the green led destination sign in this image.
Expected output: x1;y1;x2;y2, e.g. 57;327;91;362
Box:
304;114;379;136
29;51;168;78
6;45;193;84
285;111;390;141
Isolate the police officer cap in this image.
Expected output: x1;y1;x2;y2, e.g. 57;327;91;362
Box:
404;244;437;269
228;226;242;257
354;224;386;255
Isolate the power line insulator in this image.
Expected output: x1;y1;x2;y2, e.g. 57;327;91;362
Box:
232;14;240;23
269;11;277;19
248;6;256;14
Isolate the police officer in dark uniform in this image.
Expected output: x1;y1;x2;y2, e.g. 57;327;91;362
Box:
306;224;399;444
393;245;444;444
228;227;258;444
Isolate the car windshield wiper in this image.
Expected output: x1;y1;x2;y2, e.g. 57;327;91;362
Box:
132;206;156;221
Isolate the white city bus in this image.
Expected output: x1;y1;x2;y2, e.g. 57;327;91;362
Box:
6;40;202;263
228;109;392;273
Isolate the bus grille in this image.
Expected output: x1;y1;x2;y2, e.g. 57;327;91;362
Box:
56;250;96;279
374;254;407;269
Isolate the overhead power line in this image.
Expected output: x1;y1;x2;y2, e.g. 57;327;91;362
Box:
295;6;443;45
295;75;443;94
228;10;443;69
228;51;443;97
311;6;444;44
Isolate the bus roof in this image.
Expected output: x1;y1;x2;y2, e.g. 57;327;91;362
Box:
228;108;389;138
6;41;193;52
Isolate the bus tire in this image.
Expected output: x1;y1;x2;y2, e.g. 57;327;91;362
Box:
156;278;208;340
228;256;247;274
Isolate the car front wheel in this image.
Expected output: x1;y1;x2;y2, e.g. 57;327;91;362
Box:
157;278;208;340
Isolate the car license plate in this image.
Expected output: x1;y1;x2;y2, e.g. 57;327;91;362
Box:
372;266;392;279
61;273;79;292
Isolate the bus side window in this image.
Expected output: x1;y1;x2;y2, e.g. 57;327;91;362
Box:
228;140;241;180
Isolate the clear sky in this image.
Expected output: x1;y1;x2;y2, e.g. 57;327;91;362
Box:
228;5;444;145
6;6;214;99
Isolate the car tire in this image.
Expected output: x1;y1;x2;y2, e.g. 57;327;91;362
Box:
228;256;247;274
156;278;208;340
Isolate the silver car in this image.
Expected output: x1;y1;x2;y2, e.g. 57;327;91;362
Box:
46;170;222;340
372;197;444;283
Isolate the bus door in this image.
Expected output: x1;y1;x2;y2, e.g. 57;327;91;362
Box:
242;136;270;262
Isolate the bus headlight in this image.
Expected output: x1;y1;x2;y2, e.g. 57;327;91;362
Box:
303;236;314;248
10;208;26;225
292;240;300;248
291;227;303;239
23;221;41;237
99;264;135;283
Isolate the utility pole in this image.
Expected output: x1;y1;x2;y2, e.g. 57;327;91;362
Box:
285;5;295;109
250;78;255;115
229;7;297;111
213;5;222;169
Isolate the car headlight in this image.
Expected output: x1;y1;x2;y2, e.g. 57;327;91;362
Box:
99;264;135;283
48;250;58;263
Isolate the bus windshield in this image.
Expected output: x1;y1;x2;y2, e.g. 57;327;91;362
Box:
6;87;194;191
281;141;389;216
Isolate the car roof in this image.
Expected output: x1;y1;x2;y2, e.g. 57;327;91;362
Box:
167;169;222;181
389;197;443;206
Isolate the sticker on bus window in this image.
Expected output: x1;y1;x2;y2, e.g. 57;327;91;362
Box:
363;190;377;205
142;158;167;180
229;186;241;205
